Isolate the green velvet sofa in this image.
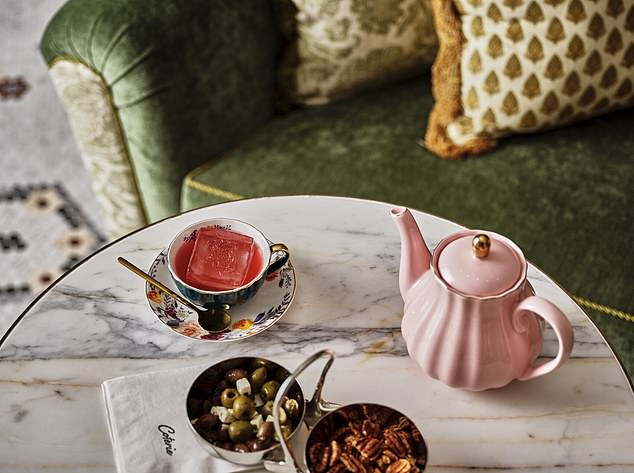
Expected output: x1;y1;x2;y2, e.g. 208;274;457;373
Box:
41;0;633;380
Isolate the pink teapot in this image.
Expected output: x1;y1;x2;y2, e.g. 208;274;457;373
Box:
391;207;574;391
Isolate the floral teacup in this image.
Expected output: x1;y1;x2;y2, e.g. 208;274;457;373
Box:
166;218;289;307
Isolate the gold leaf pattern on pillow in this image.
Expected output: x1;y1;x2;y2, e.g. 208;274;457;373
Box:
547;18;566;43
472;16;485;36
617;78;632;97
504;54;522;79
587;13;607;39
540;91;560;115
584;50;603;75
525;37;545;63
506;19;524;42
487;4;503;22
567;0;586;23
469;50;483;73
504;0;523;10
566;34;585;59
606;0;624;18
623;43;634;66
274;0;437;107
627;6;634;31
522;74;540;98
545;55;564;80
525;2;545;24
428;0;634;157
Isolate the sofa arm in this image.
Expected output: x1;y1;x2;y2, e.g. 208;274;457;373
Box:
41;0;277;238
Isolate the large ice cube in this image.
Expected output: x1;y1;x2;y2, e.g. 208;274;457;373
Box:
186;227;255;290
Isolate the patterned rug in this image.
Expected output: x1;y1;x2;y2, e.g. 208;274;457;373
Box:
0;182;106;331
0;182;105;296
1;0;107;335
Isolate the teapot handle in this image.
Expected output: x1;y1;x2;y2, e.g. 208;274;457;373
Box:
264;350;339;473
515;296;574;381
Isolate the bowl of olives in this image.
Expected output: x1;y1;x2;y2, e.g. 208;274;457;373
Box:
186;356;305;465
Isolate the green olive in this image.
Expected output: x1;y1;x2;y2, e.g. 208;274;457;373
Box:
249;367;268;390
260;380;280;401
262;400;275;418
284;398;301;420
225;368;248;384
220;388;239;408
232;395;255;419
228;420;254;443
251;358;277;371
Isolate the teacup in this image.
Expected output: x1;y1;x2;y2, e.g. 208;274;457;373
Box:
166;218;289;307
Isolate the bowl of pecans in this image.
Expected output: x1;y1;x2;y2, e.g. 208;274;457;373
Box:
266;350;428;473
303;404;427;473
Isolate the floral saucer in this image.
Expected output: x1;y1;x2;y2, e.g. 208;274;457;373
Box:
145;249;296;342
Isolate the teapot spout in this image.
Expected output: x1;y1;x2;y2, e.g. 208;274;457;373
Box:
391;207;432;300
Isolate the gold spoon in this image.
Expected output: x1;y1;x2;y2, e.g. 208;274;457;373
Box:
117;257;231;333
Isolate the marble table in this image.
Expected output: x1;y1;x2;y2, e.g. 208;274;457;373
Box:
1;196;633;472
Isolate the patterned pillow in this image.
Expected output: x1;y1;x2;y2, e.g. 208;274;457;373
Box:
425;0;634;158
274;0;438;107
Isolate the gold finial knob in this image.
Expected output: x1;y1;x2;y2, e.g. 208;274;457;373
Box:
472;234;490;258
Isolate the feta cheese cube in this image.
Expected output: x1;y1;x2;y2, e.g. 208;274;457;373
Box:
236;377;252;395
210;405;235;423
254;394;264;407
250;414;264;430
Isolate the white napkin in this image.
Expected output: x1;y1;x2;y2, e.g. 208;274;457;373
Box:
102;365;275;473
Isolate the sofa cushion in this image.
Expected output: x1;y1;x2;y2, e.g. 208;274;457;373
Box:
273;0;437;107
182;76;634;377
425;0;634;158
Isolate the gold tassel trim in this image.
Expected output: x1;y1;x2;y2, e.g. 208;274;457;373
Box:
184;176;243;201
573;296;634;324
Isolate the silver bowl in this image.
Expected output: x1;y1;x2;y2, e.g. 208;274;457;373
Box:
186;356;305;466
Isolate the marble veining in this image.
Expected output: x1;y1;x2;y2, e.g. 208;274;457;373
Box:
0;196;632;472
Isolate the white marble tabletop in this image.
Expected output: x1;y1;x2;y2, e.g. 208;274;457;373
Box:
0;196;632;472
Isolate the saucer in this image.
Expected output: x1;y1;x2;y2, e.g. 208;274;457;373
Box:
145;249;296;342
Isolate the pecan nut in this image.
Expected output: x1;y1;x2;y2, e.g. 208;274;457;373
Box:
330;440;342;466
356;437;383;461
309;443;332;473
327;464;348;473
377;450;399;469
384;431;408;457
385;459;412;473
340;452;368;473
361;419;381;438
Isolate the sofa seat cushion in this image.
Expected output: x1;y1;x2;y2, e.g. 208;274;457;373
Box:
182;76;634;377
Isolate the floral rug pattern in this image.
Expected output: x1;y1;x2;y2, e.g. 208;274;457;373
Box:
0;182;105;302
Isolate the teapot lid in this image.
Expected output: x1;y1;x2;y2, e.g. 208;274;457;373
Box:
435;231;525;297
